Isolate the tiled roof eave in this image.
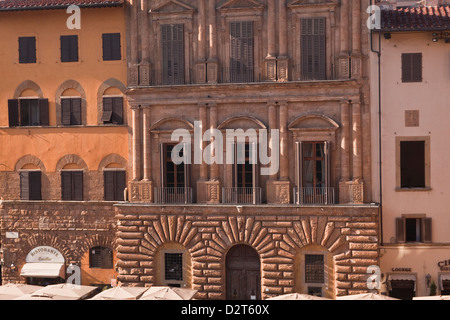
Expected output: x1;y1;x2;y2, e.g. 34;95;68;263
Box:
0;1;124;11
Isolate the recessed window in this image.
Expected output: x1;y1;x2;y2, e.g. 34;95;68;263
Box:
60;35;79;62
400;140;425;188
102;33;121;61
89;246;113;269
20;170;42;200
396;217;432;243
301;17;326;80
8;98;49;127
402;53;422;83
61;98;82;125
230;21;254;83
61;170;83;201
305;254;324;283
18;36;36;64
165;253;183;281
161;24;185;85
104;170;126;201
101;97;123;124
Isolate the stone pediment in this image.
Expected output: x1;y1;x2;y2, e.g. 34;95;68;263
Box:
288;113;339;131
218;0;264;10
151;0;195;13
288;0;337;8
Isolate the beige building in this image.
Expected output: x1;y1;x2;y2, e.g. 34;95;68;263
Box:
370;2;450;299
117;0;380;299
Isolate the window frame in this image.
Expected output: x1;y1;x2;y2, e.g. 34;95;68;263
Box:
89;246;114;269
229;20;255;83
60;97;82;126
8;98;49;127
161;249;185;286
396;215;432;243
18;36;37;64
61;169;84;201
101;96;124;125
103;169;126;201
401;52;422;83
300;17;327;81
19;170;42;200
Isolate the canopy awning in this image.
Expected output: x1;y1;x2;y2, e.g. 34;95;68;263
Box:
439;273;450;290
387;274;417;291
20;263;65;278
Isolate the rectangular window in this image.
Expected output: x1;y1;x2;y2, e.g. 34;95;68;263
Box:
402;53;422;83
60;35;79;62
396;217;432;243
161;24;185;85
230;21;254;83
164;253;183;281
400;140;425;188
102;97;123;124
19;36;36;64
8;99;49;127
61;170;83;201
164;144;186;188
301;18;326;80
61;98;82;125
20;171;41;200
89;247;113;269
104;170;126;201
305;254;325;283
102;33;121;61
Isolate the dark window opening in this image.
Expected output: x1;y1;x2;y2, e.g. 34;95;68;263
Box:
20;171;42;200
389;280;415;300
102;97;123;125
19;36;36;64
165;253;183;281
402;53;422;83
102;33;121;61
61;170;83;201
305;254;324;283
104;170;126;201
400;140;425;188
61;98;82;125
230;21;254;83
8;99;49;127
89;246;113;269
162;24;185;85
396;217;432;243
60;35;79;62
301;18;326;80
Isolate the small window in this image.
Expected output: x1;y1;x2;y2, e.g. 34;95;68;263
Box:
89;246;113;269
61;170;83;201
60;35;79;62
20;171;41;200
104;170;126;201
165;253;183;281
61;98;82;125
102;33;121;61
396;217;432;243
102;97;123;124
8;99;49;127
19;36;36;64
400;141;425;188
402;53;422;83
305;254;324;283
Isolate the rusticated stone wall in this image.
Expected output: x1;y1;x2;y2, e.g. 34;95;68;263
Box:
0;201;117;284
115;204;380;299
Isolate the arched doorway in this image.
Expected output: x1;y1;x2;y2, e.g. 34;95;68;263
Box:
226;244;261;300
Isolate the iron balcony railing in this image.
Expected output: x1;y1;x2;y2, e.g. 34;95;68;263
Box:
293;187;335;205
154;187;193;204
222;187;262;204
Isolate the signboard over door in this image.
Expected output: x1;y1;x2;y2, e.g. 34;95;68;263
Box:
25;246;65;263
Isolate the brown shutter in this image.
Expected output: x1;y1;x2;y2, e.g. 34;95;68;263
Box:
104;171;115;201
102;33;111;60
61;171;72;200
19;37;36;63
422;217;432;243
72;171;83;201
61;36;70;62
112;97;123;124
61;99;72;125
396;218;406;243
20;171;30;200
71;35;79;62
29;171;41;200
412;53;422;82
301;18;326;80
38;98;49;126
102;97;113;123
115;170;126;201
111;33;121;60
8;99;19;127
71;98;82;125
324;141;331;187
230;21;254;83
162;24;184;85
401;53;411;82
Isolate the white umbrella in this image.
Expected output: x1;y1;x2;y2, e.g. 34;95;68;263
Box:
413;295;450;300
16;283;99;300
337;293;399;300
0;283;43;300
90;286;149;300
139;286;197;300
267;293;331;300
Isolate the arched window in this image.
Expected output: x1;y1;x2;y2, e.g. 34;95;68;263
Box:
89;246;113;269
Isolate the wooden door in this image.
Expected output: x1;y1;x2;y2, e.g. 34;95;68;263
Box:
226;244;261;300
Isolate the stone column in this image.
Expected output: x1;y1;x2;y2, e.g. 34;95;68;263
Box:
265;0;277;81
339;100;351;204
131;106;141;181
206;104;220;203
195;0;207;83
207;0;218;83
142;106;151;181
139;0;150;85
128;0;139;86
351;0;362;79
277;0;289;81
352;101;362;181
338;0;350;79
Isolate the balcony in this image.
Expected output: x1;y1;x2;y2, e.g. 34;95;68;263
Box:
154;187;193;204
293;187;335;205
222;187;262;204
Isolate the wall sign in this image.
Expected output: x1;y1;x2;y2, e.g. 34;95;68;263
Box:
391;268;412;272
438;259;450;271
25;246;65;263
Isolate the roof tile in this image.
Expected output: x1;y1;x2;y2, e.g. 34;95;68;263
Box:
381;5;450;31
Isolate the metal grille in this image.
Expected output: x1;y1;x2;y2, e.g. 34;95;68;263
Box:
165;253;183;281
305;254;324;283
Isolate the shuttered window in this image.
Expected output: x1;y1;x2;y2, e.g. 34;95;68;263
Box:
18;37;36;64
102;33;121;61
20;171;42;200
161;24;185;85
61;98;82;125
402;53;422;82
89;246;113;269
104;170;126;201
60;35;79;62
230;21;254;83
300;18;326;80
102;97;123;124
61;170;83;201
8;99;49;127
396;217;432;243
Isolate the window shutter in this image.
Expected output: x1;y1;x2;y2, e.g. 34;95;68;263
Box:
72;171;83;201
230;21;254;83
38;98;49;126
71;98;82;125
112;97;123;124
111;33;121;60
71;36;78;61
160;144;166;188
102;97;113;123
396;218;406;243
20;171;30;200
8;99;19;127
61;99;72;125
162;24;185;85
19;37;36;63
412;53;422;82
104;171;115;201
102;33;112;61
301;18;326;80
61;171;72;200
29;171;42;200
115;170;126;201
324;141;331;188
422;218;432;243
61;36;70;62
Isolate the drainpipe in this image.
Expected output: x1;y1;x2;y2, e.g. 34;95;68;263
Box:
369;0;383;246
